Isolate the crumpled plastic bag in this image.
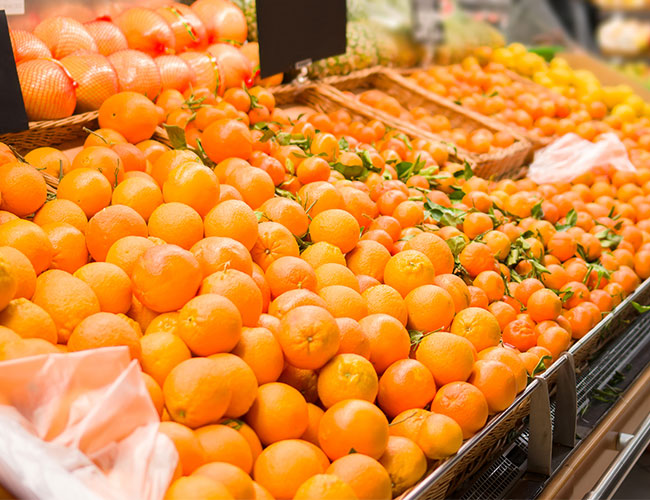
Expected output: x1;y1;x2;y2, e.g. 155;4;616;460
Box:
527;132;636;184
0;347;177;500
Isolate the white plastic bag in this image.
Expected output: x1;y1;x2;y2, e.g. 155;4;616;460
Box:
527;132;636;184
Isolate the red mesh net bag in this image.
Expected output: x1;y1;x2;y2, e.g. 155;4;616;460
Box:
9;30;52;64
178;51;224;95
108;49;162;100
191;0;247;45
156;3;207;53
60;52;119;113
32;17;98;59
17;59;77;120
114;7;175;57
155;55;197;92
207;43;253;89
84;19;128;56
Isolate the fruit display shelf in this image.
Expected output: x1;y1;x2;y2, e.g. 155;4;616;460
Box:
320;67;532;180
400;276;650;500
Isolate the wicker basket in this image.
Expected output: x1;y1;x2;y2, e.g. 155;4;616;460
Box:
320;67;532;180
0;112;99;155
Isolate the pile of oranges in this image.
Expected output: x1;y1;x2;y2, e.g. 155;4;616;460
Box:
344;89;518;155
0;79;649;500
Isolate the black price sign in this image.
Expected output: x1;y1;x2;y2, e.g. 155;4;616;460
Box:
256;0;346;78
411;0;444;45
0;10;28;134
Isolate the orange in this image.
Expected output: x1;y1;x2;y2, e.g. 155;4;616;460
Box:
416;412;464;459
459;242;496;278
251;263;270;313
259;197;310;237
488;301;517;330
265;256;317;298
298;181;344;218
164;475;233;500
377;359;436;419
0;161;47;217
71;146;124;186
415;330;475;386
149;150;200;188
111;176;163;221
477;347;528;393
468;359;517;413
191;237;253;279
231;327;284;384
0;257;16;311
294;474;358;500
251;221;300;272
33;199;88;233
361;284;408;326
98;91;160;144
537;325;571;358
246;382;309;445
318;285;367;321
226;166;275;210
402;232;454;275
192;463;255;500
202;119;253;164
163;358;232;429
0;337;59;361
388;408;431;442
345;240;392;282
0;219;53;274
0;298;57;344
319;399;389;461
379;435;427;496
431;381;488;439
219;419;263;463
405;284;455;332
73;262;132;314
335;317;371;359
515;278;546;307
200;269;263;327
105;236;156;276
527;288;562;322
86;205;148;262
327;454;392;500
358;314;410;374
483;230;511;260
194;424;253;473
132;244;202;313
84;129;127;148
253;439;328;500
317;353;378;408
177;294;242;356
204;200;258;251
141;331;191;386
148;202;203;250
301;403;325;446
473;270;505;303
158;421;207;475
309;209;360;254
547;231;578;262
449;307;501;352
144;310;179;335
112;143;146;173
315;263;360;291
276;305;340;369
0;246;36;299
41;222;88;273
68;312;141;360
163;162;220;217
31;270;100;343
384;250;435;298
24;147;72;179
301;241;346;269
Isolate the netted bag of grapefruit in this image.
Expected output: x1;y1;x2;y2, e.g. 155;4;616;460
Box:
33;17;98;59
60;53;119;113
178;51;225;95
207;43;253;89
155;55;197;92
17;59;77;121
156;3;208;52
108;49;163;100
114;7;176;57
84;19;128;56
9;30;51;64
191;0;248;45
0;347;176;500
